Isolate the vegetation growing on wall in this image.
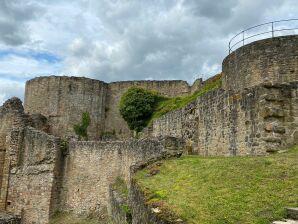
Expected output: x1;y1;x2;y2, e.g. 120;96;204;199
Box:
73;112;91;140
135;146;298;223
119;87;162;132
152;73;222;119
119;74;222;132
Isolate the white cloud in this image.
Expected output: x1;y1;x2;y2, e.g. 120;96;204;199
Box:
0;79;24;105
0;0;297;104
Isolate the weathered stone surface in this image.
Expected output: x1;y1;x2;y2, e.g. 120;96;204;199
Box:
60;138;183;217
149;82;298;155
0;212;20;223
109;188;131;224
223;35;298;92
3;127;63;224
24;76;202;140
24;76;108;140
287;208;298;220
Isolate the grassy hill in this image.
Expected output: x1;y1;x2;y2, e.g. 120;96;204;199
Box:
135;146;298;224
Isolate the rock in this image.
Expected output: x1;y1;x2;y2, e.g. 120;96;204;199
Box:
286;208;298;220
151;207;161;213
272;220;298;224
1;97;24;112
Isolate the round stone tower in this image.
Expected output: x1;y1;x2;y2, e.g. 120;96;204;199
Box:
222;35;298;91
24;76;108;139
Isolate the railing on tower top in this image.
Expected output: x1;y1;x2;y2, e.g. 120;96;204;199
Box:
229;19;298;54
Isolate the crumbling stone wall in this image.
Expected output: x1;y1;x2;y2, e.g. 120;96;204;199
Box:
222;35;298;92
60;138;182;216
0;98;27;210
24;76;108;140
24;77;202;140
151;82;298;155
3;127;62;224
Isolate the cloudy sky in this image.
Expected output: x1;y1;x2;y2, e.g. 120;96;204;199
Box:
0;0;297;104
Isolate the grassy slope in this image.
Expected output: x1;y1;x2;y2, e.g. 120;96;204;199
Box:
151;74;222;120
135;146;298;224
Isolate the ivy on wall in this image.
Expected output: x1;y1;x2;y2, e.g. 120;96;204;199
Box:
74;112;91;140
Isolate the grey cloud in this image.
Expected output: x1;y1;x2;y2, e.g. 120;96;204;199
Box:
184;0;238;19
0;0;297;106
0;0;42;46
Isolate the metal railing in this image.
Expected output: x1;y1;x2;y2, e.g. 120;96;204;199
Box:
229;19;298;53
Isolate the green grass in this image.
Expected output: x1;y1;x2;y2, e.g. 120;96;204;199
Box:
135;146;298;224
151;74;222;119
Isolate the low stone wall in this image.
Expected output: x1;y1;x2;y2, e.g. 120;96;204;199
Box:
60;138;182;216
150;82;298;155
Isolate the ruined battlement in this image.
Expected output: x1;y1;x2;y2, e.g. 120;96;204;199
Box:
24;75;203;139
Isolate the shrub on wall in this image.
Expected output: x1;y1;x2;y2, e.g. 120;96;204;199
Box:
73;112;91;140
119;87;161;132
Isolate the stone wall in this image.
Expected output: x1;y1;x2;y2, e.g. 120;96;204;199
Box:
109;188;131;224
0;98;28;210
60;137;183;216
24;76;108;140
150;82;298;155
24;76;201;140
4;127;62;224
222;35;298;92
105;80;192;139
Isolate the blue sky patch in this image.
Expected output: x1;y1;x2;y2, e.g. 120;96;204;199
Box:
0;49;62;64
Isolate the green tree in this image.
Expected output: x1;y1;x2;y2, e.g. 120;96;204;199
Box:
74;112;91;140
119;87;160;132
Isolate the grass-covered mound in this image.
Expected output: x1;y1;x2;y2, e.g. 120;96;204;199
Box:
135;146;298;224
151;73;221;119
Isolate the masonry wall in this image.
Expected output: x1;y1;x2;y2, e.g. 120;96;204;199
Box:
24;76;108;140
60;138;175;216
222;35;298;92
4;127;62;224
24;77;201;140
151;82;298;155
105;80;192;138
0;98;27;210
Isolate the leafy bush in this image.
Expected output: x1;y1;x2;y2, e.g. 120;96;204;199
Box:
73;112;91;140
119;87;161;132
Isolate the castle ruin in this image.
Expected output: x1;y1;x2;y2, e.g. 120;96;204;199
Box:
0;35;297;223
